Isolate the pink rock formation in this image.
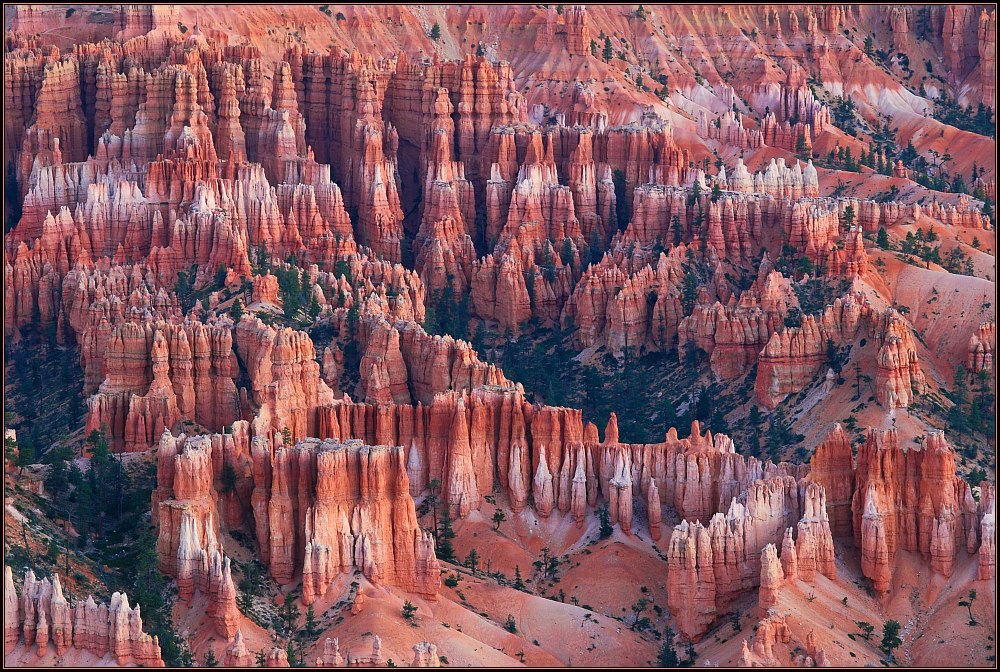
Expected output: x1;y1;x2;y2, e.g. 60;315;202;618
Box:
86;320;240;451
269;439;440;603
235;317;335;441
978;503;996;581
780;528;798;581
677;268;792;378
4;14;997;669
154;428;440;607
667;519;718;641
755;294;876;410
852;429;980;593
796;482;837;581
874;310;927;409
4;566;163;666
666;476;805;639
968;321;996;374
316;637;344;667
758;543;784;610
738;611;792;667
648;478;662;541
808;425;854;540
351;587;366;615
411;641;442;667
153;433;242;639
224;630;255;667
266;646;290;667
253;273;280;305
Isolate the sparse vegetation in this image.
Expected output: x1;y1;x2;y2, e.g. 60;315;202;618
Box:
933;93;995;138
402;600;419;624
880;619;903;659
598;505;614;539
492;508;507;531
959;589;979;625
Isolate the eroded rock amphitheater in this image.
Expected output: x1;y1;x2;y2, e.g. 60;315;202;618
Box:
3;3;996;668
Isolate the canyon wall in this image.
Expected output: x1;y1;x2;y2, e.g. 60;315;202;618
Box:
4;566;164;666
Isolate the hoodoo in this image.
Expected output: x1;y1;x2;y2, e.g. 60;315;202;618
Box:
3;3;995;669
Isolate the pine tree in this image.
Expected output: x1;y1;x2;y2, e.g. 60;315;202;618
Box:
513;565;526;590
492;508;507;531
598;504;613;538
880;620;903;659
959;589;978;625
841;204;856;228
175;271;195;312
12;434;34;472
689;179;702;206
429;22;441;41
657;627;680;666
796;132;809;157
589;228;604;266
4;431;17;467
560;236;574;267
630;598;649;631
279;593;300;637
524;269;536;312
437;505;456;561
686;639;697;664
402;600;418;622
950;364;970;435
876;226;890;249
602;36;613;62
347;302;359;338
230;297;244;322
238;587;253;614
305;605;318;636
465;548;479;575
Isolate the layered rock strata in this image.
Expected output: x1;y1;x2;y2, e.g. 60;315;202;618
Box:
4;566;164;666
153;430;441;605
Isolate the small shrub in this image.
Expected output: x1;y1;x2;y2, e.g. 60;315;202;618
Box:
401;600;418;624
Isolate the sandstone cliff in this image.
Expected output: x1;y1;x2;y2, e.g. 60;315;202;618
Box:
153;429;441;605
4;566;164;666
